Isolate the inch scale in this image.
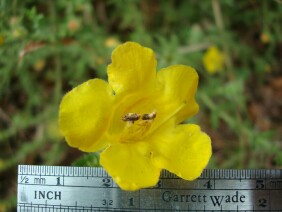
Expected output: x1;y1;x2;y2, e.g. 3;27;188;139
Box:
18;165;282;211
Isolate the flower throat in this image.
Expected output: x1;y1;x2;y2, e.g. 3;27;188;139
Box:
120;111;157;142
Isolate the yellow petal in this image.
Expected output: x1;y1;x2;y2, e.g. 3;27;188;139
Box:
157;65;199;124
107;65;198;141
100;142;161;191
151;124;212;180
107;42;157;94
59;79;114;152
203;46;224;74
107;89;160;139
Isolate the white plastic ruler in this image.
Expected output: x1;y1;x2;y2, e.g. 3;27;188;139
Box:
17;165;282;211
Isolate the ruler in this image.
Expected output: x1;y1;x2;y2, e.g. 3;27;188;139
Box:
17;165;282;211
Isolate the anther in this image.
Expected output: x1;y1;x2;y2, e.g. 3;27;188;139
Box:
142;111;156;120
122;113;141;124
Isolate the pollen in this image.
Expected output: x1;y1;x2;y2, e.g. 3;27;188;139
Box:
120;111;157;142
142;111;156;120
122;113;141;124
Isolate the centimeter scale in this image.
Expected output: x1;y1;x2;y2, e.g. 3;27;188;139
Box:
18;165;282;211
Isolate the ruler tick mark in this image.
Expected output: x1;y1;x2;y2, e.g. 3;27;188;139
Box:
17;165;282;211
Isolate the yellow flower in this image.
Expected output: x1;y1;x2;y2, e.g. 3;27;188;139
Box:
59;42;212;190
203;46;224;74
33;59;46;72
104;37;120;48
12;27;26;38
260;33;270;44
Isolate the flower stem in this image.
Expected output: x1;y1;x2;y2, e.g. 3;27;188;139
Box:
211;0;234;80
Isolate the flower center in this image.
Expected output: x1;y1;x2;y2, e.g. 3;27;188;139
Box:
120;111;157;142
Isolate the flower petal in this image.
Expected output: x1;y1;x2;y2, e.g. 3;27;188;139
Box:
107;42;157;94
157;65;199;124
59;79;114;152
151;124;212;180
203;46;224;74
100;142;161;191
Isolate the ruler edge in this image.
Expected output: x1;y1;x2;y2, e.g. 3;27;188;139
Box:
17;165;282;211
18;165;282;179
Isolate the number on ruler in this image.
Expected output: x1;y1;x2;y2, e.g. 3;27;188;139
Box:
204;180;212;189
102;199;113;206
102;178;111;187
256;180;265;189
258;198;267;207
129;198;134;206
156;180;162;188
20;176;29;184
56;177;61;185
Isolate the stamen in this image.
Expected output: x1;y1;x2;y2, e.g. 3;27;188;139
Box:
142;111;156;120
122;113;141;124
120;110;157;142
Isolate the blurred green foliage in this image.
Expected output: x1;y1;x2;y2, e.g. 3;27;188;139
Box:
0;0;282;210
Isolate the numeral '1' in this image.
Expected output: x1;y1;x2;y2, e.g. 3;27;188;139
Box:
129;198;134;206
57;177;61;185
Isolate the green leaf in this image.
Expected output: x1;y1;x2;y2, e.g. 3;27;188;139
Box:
72;153;100;167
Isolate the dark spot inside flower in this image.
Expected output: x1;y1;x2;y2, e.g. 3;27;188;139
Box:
142;111;156;120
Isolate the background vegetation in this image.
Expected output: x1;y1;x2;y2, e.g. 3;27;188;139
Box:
0;0;281;210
